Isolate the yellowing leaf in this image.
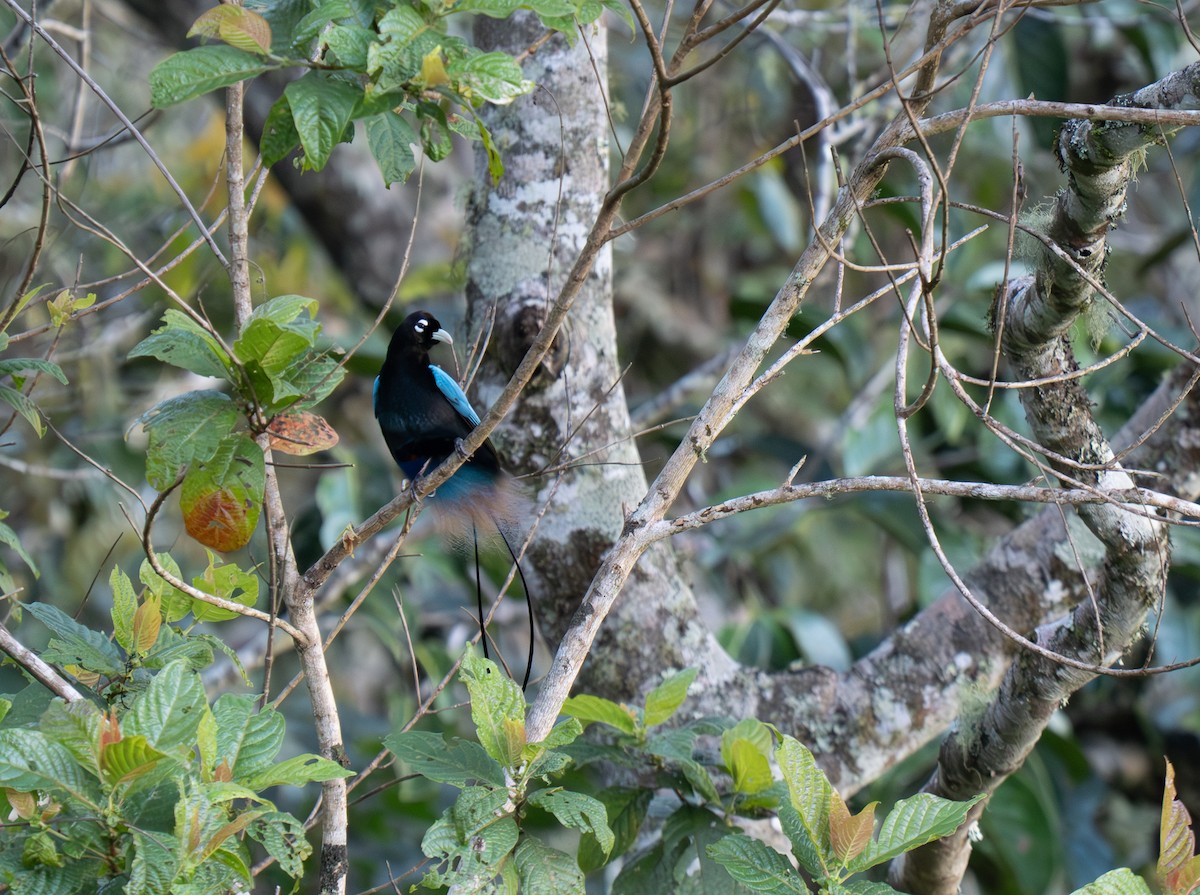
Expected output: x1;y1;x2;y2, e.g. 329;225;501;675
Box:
189;5;272;54
132;592;162;655
420;46;449;88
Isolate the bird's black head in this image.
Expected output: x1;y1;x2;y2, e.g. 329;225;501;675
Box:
388;310;454;360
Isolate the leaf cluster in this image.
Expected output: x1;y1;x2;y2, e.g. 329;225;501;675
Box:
148;0;627;184
0;586;351;893
386;651;607;893
391;664;989;894
129;295;342;552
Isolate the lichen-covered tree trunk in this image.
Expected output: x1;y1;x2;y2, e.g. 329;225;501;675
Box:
465;15;737;700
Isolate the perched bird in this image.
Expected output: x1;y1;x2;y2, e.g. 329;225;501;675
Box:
374;310;534;687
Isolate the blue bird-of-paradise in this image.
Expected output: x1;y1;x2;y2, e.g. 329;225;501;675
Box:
374;310;534;688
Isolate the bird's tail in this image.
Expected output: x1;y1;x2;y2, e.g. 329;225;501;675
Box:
433;470;535;689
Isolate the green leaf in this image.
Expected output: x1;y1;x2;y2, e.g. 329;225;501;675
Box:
418;105;453;161
528;789;614;857
0;729;98;806
0;515;38;577
776;735;834;870
247;811;311;879
38;699;101;775
24;601;123;676
852;792;985;872
368;5;438;89
324;22;375;68
0;383;48;436
123;661;207;752
149;45;273;107
843;881;906;895
234;295;319;371
461;651;526;769
726;737;774;795
447;51;534;105
140;553;192;623
562;693;638;734
421;786;518;887
277;350;345;410
385;730;505;788
129;829;181;895
129;310;232;379
539;716;584;750
707;834;807;895
179;433;265;553
261;95;300;167
452;0;576;18
0;356;68;384
284;72;361;171
473;113;504;183
190;551;260;621
365;111;418;186
514;837;585;895
1068;868;1155;895
111;565;137;651
213;693;285;780
578;787;651;872
137;390;240;490
644;667;697;727
721;719;775;796
241;753;354;789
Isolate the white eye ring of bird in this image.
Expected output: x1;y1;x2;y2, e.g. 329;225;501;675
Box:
414;318;429;333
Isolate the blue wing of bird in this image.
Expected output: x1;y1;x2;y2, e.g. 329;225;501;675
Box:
372;376;380;416
430;364;481;427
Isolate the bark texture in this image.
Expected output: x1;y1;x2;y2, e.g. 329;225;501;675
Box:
890;65;1195;895
464;15;739;701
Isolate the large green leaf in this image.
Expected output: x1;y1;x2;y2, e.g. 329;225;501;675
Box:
562;693;638;734
123;661;207;753
284;72;361;171
0;729;98;806
38;700;102;776
149;45;273;107
777;735;834;869
707;833;807;895
179;433;265;553
261;95;300;167
852;792;985;872
515;837;585;895
447;51;534;105
365;112;418;186
529;789;614;857
137;390;240;490
233;295;319;372
213;694;284;781
24;601;123;677
240;753;353;788
129;310;231;379
385;730;505;788
190;552;260;622
461;651;526;769
578;787;651;873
